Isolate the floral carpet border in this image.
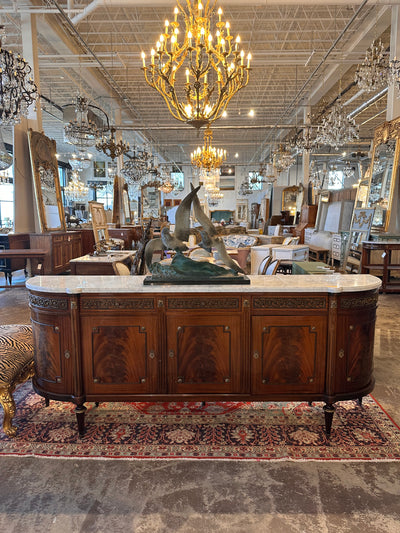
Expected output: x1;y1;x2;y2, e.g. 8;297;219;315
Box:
1;385;400;461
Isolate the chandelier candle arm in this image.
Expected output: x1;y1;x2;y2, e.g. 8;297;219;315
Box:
141;1;251;128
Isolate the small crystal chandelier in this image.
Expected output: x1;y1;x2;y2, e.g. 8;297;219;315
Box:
141;1;251;129
68;151;93;172
121;144;152;183
158;165;175;193
355;39;388;93
64;95;100;148
191;126;226;171
0;26;38;125
96;127;129;161
64;172;89;203
295;121;319;154
316;99;359;149
205;184;223;207
272;144;295;174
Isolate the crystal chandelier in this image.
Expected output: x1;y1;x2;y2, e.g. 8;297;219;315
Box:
141;1;251;129
272;144;295;174
355;39;388;93
197;166;221;193
96;127;129;161
205;184;223;207
158;165;175;193
295;123;319;154
64;172;89;203
68;151;93;172
191;126;226;171
64;95;100;148
121;144;152;183
0;27;38;126
316;99;359;149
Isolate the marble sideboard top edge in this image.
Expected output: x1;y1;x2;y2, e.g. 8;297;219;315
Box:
25;274;382;294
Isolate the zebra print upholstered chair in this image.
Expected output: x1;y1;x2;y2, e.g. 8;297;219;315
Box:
0;324;34;437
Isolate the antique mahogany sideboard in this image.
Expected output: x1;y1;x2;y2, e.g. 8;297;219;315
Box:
26;274;381;437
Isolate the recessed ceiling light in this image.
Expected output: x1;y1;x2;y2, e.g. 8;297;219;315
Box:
222;110;227;117
235;153;239;158
248;109;255;117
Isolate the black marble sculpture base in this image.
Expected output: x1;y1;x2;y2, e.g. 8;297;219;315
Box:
143;275;250;285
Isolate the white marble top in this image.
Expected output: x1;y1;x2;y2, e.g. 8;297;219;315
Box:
26;274;382;295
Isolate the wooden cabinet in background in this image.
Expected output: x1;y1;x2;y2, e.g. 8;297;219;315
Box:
30;231;82;274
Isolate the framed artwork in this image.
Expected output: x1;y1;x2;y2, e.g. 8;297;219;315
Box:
220;165;235;176
28;129;66;233
220;177;235;190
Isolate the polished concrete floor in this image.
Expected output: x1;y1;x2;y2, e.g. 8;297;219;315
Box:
0;274;400;533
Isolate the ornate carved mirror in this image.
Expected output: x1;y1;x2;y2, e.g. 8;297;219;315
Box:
366;117;400;232
28;129;66;232
281;185;299;216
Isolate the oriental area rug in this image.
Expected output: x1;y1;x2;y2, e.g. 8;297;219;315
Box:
1;383;400;461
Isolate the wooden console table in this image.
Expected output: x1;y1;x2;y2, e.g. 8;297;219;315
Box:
70;251;136;275
27;274;381;437
0;249;47;284
361;241;400;293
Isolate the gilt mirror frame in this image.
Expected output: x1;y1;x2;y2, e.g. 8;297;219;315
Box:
366;116;400;232
28;129;66;233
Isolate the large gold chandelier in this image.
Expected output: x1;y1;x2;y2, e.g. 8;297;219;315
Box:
141;1;251;129
191;125;226;170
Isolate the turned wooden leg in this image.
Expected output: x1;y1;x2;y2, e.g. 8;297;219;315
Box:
95;402;99;407
201;401;206;407
45;397;50;407
323;403;335;437
308;401;313;406
75;404;87;437
358;396;363;406
0;387;17;438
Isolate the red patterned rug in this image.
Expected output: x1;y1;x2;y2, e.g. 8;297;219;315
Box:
1;382;400;461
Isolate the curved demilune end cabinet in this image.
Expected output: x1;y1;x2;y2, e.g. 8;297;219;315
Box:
28;283;379;437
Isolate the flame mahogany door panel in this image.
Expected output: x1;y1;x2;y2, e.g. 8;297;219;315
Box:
166;314;245;394
334;308;376;394
81;315;160;395
251;315;327;395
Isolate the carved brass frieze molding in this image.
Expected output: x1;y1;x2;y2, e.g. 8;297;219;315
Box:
29;294;68;310
81;298;154;310
340;293;378;310
253;297;327;310
167;297;240;310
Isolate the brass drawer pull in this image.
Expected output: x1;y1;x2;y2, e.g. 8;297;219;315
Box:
64;350;71;359
177;377;184;383
253;351;260;359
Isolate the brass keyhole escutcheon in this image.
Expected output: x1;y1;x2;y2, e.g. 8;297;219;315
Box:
253;351;259;359
149;351;155;359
